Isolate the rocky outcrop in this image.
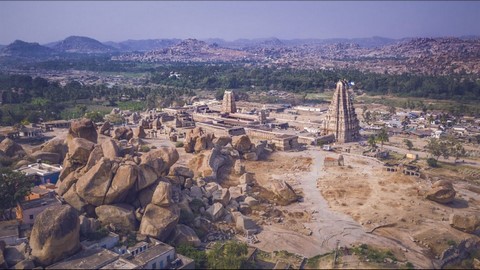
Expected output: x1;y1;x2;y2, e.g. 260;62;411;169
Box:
95;204;138;232
101;139;119;159
206;202;226;221
0;139;25;157
449;213;480;234
151;181;172;207
30;205;80;267
140;146;179;176
271;180;298;203
235;213;259;233
76;158;117;206
79;215;101;237
40;138;68;162
170;225;201;247
134;126;147;139
67;118;98;143
184;127;215;153
426;180;456;204
232;135;253;154
213;136;232;148
105;163;138;204
30;151;61;164
113;126;134;141
12;259;35;269
139;204;179;241
99;121;111;136
66;138;95;165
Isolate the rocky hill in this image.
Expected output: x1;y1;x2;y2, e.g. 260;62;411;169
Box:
113;38;257;62
51;36;117;54
0;40;55;57
104;39;181;52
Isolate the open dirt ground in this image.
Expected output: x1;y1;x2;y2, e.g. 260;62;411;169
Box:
244;148;480;268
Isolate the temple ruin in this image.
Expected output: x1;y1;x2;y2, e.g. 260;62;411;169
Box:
322;80;360;143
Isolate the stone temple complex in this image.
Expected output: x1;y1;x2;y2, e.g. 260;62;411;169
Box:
322;80;360;143
222;90;237;113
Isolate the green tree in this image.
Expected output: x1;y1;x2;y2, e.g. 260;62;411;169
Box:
0;168;35;220
376;128;389;150
84;111;105;123
403;139;414;150
177;244;207;269
367;135;377;149
450;142;467;163
207;241;250;269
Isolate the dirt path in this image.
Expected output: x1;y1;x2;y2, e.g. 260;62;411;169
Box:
252;149;435;268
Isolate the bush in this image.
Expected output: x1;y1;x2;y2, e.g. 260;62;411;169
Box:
85;227;109;241
175;141;184;148
177;244;207;269
179;208;195;225
139;145;150;152
427;158;438;167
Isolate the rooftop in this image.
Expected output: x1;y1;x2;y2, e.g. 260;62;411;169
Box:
47;248;119;269
131;242;174;265
100;257;139;269
16;163;63;176
18;196;61;210
0;220;19;238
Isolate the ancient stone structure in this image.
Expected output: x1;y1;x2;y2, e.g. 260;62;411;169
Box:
322;80;360;143
222;90;237;114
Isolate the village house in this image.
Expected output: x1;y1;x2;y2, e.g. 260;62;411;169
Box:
16;195;62;227
16;163;63;185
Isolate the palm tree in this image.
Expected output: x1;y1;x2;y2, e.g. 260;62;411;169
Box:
367;135;377;149
377;128;389;150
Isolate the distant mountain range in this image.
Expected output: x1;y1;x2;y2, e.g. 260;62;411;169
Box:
45;36;117;54
1;35;479;58
1;35;480;75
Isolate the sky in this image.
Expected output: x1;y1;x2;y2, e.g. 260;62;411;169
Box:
1;1;480;44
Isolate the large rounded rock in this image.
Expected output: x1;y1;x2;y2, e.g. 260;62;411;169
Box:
151;181;172;207
233;135;253;154
139;204;179;241
426;180;456;204
271;180;298;203
113;126;134;141
449;213;480;234
30;205;80;267
66;138;95;165
206;202;226;222
213;136;232;148
76;158;117;206
95;204;138;232
40;138;68;162
99;121;111;136
184;127;214;153
104;163;138;204
0;139;25;157
170;225;201;247
140;146;179;176
68;118;98;143
134;126;147;139
101;139;119;160
83;144;104;172
30;151;61;164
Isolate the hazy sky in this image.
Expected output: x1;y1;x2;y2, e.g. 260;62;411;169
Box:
1;1;480;44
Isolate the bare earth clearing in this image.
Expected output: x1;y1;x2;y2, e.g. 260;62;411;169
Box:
244;149;480;268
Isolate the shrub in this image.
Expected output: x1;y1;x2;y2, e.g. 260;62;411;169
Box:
139;145;150;152
175;141;184;148
427;158;438;167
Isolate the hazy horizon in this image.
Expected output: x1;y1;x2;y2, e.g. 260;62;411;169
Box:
1;1;480;44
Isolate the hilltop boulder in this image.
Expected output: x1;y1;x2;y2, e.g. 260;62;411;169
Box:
30;205;80;267
271;180;297;203
449;213;480;234
426;180;456;204
113;126;134;141
0;139;25;157
139;204;180;241
95;204;138;232
68;118;98;143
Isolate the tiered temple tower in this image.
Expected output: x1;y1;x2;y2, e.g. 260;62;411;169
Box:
322;80;360;143
222;90;237;113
